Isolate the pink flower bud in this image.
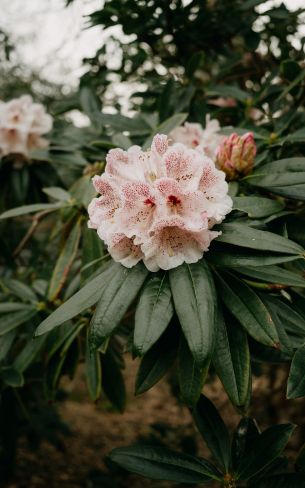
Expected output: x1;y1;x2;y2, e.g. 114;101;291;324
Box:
216;132;256;181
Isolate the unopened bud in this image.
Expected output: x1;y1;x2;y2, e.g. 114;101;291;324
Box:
216;132;256;181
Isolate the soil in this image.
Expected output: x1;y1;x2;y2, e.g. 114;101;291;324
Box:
4;359;305;488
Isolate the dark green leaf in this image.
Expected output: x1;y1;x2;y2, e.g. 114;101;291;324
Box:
192;395;231;472
85;331;102;402
287;345;305;399
35;263;115;336
169;261;216;365
0;202;67;219
178;335;209;407
48;218;82;300
135;325;178;395
214;271;279;347
236;265;305;288
213;309;251;409
101;349;126;412
0;367;24;387
0;309;37;336
134;273;173;356
216;224;303;255
232;197;284;218
109;445;221;483
237;424;295;480
89;263;149;351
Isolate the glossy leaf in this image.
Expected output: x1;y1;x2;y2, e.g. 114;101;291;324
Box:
0;309;37;336
0;202;66;219
236;424;295;480
236;265;305;288
35;263;115;336
287;345;305;399
109;445;221;483
232;196;284;218
216;223;303;255
169;261;216;365
134;273;173;356
89;263;149;351
135;325;178;395
85;332;102;402
213;309;251;409
215;271;279;347
178;336;209;406
48;218;82;300
192;395;231;472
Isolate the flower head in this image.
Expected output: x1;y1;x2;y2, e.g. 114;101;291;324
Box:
88;134;232;271
169;115;225;160
216;132;256;181
0;95;53;158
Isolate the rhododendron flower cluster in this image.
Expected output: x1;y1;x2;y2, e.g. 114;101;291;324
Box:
216;132;256;181
88;134;232;271
0;95;53;158
169;115;225;160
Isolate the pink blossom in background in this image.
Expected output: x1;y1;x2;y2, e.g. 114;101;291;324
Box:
169;115;225;160
0;95;53;158
88;134;232;271
216;132;256;181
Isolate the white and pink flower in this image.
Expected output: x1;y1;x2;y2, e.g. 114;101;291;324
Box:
169;115;225;160
0;95;53;158
88;134;232;271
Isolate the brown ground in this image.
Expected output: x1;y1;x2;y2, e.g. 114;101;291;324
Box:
5;359;305;488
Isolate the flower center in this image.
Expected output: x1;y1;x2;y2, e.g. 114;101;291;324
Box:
168;195;181;206
144;198;155;207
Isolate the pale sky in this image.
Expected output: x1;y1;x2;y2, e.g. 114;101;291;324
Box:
1;0;305;87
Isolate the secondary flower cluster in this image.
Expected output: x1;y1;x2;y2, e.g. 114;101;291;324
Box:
0;95;53;158
88;134;232;271
169;115;225;160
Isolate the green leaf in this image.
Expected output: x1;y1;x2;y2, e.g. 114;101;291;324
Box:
232;197;284;218
0;309;37;336
112;133;132;150
81;224;105;282
262;295;305;337
246;158;305;200
169;261;216;366
48;218;82;300
70;174;97;208
236;265;305;288
214;271;279;347
237;424;295;480
216;224;303;255
101;349;126;412
0;202;67;219
207;84;249;102
13;336;46;373
192;395;231;472
43;186;71;201
287;345;305;399
109;445;221;483
0;278;37;303
0;303;35;313
35;263;115;336
85;331;102;402
178;336;209;406
0;331;16;362
80;85;101;126
213;309;251;409
143;113;188;149
89;263;149;351
134;273;173;356
207;248;299;267
0;367;24;387
135;325;178;395
232;417;260;471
